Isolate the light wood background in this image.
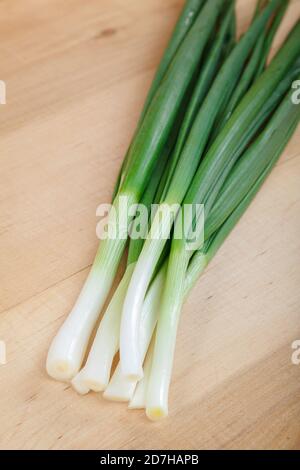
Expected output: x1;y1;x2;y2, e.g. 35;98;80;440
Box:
0;0;300;450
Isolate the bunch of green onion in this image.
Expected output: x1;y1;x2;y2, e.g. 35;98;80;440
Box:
47;0;300;420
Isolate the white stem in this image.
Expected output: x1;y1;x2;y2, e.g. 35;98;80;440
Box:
71;264;135;394
104;265;166;401
103;363;136;402
71;370;90;395
120;205;176;380
104;252;208;404
46;193;134;382
145;250;208;420
146;248;188;421
46;264;114;382
128;337;155;410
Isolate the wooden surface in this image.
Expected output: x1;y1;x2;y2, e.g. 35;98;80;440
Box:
0;0;300;450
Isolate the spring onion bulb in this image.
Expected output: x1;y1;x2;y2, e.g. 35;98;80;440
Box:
103;265;166;401
71;371;90;396
105;251;209;403
145;249;191;420
46;192;134;381
128;338;155;410
129;248;207;410
71;263;135;393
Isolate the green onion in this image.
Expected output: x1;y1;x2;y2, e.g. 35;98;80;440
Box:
206;111;300;262
180;20;300;230
120;0;284;381
71;263;135;394
253;0;289;80
102;83;299;407
46;0;225;382
128;337;155;410
205;92;300;237
114;0;206;197
71;132;174;394
252;0;268;21
47;0;300;423
103;264;167;402
160;3;236;200
209;0;289;142
145;80;300;420
140;0;206;121
120;0;226;199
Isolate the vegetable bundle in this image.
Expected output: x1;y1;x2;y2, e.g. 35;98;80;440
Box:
47;0;300;420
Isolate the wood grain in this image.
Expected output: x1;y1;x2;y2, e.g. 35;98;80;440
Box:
0;0;299;450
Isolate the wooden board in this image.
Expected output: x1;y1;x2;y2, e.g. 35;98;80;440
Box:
0;0;300;450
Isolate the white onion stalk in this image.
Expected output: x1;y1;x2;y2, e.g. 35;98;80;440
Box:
46;193;134;382
146;249;208;420
103;265;167;401
128;337;155;410
120;205;178;380
71;370;90;395
105;250;209;403
102;363;136;403
71;264;135;394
